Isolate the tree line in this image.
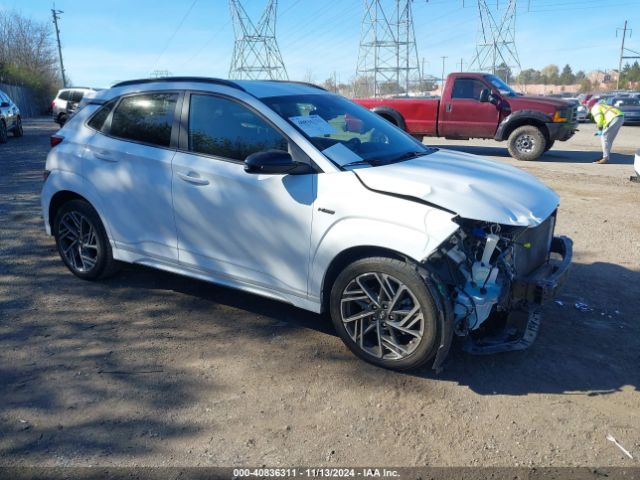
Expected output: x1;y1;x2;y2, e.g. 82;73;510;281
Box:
0;10;62;110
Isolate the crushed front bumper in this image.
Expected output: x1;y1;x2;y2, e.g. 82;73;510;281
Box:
463;236;572;356
511;236;573;305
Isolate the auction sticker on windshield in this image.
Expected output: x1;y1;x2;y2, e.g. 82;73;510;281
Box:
289;115;337;137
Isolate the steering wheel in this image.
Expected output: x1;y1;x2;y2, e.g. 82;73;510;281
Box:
345;137;361;151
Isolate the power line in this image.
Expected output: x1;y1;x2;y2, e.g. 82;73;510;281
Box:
468;0;520;81
51;7;66;87
151;0;199;70
229;0;288;80
356;0;423;97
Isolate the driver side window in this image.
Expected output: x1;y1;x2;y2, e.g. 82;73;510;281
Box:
452;78;486;100
188;94;288;161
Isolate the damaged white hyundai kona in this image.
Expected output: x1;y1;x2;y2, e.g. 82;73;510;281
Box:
41;78;572;371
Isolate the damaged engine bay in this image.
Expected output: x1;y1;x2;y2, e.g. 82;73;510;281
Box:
426;213;563;355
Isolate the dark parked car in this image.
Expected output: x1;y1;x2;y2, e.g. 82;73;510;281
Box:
605;97;640;124
0;89;23;143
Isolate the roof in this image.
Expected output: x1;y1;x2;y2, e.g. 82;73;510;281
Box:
109;77;326;99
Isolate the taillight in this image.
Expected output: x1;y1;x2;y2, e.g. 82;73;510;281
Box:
51;100;56;109
50;135;64;147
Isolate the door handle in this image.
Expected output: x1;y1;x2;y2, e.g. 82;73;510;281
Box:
92;150;118;162
177;171;209;186
445;103;453;113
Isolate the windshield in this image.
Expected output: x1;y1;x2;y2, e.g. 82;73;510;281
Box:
484;75;518;97
262;94;435;169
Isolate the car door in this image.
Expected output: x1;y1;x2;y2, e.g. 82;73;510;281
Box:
82;92;181;262
439;77;501;138
171;92;315;299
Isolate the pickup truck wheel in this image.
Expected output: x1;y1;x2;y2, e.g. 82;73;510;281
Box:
507;125;546;161
544;139;555;152
329;257;440;371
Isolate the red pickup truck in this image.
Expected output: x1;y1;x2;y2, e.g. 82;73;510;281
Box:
353;72;578;161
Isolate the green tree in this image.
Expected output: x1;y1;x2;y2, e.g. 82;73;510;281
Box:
541;64;560;85
559;64;575;85
494;63;512;82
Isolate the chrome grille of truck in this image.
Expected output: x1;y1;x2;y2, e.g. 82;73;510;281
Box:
514;213;556;277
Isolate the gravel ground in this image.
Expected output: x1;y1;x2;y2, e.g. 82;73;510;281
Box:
0;119;639;468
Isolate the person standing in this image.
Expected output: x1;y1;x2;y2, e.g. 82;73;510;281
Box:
591;102;624;164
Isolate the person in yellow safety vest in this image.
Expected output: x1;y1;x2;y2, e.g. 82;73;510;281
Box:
590;102;624;164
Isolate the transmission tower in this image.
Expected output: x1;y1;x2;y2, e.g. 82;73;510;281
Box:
229;0;288;80
356;0;422;97
469;0;521;81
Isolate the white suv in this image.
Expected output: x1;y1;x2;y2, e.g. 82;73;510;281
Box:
52;87;98;125
41;77;572;371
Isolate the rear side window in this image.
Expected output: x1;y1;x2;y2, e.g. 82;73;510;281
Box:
188;94;287;161
59;90;71;101
70;90;85;103
451;78;486;100
87;99;117;132
109;93;178;147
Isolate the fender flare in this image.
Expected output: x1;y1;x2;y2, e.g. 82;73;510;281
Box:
495;110;552;141
370;106;407;131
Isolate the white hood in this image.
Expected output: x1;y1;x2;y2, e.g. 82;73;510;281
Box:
354;149;559;226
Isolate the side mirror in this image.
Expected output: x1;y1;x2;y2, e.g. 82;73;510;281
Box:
479;89;490;103
0;102;9;108
244;150;314;175
488;93;500;105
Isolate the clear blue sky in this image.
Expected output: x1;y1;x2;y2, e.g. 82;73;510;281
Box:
5;0;640;87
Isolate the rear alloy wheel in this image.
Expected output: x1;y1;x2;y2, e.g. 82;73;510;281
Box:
507;125;546;161
12;117;23;137
330;257;440;371
0;120;7;143
54;200;119;280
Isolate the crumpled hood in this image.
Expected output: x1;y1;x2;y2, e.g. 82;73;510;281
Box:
354;149;559;226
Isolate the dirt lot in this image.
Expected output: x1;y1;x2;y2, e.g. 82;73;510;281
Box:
1;119;639;468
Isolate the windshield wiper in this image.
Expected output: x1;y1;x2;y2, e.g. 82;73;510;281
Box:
386;149;434;163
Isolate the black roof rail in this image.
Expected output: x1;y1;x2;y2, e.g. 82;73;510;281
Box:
264;80;327;91
111;77;246;91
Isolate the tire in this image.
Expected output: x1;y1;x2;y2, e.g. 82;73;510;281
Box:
544;139;555;152
58;113;68;126
0;120;7;144
507;125;546;161
12;117;23;137
329;257;440;371
53;199;119;280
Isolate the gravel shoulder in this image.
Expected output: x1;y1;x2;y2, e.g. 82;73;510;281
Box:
0;119;638;467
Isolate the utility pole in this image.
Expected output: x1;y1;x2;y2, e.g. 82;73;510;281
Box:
51;7;67;87
441;56;447;92
616;21;640;90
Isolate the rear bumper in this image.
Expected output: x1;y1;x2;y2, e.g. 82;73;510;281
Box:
545;122;577;141
511;236;573;305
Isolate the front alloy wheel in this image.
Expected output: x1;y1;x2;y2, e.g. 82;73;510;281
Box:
330;257;440;370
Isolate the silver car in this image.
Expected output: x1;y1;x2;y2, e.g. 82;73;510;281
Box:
0;89;23;143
